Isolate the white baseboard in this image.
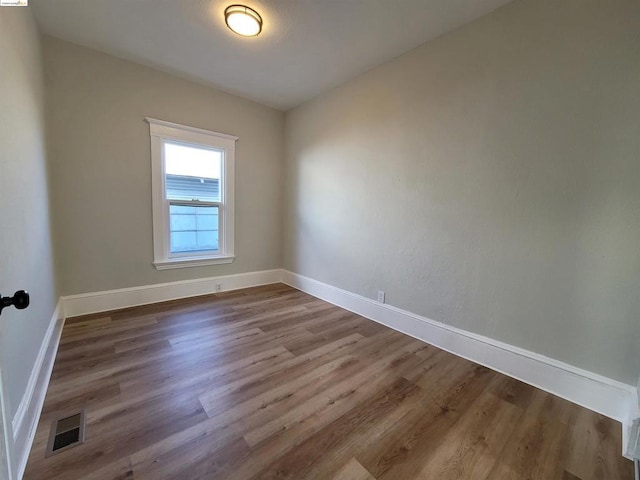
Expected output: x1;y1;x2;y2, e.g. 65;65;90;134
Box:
62;269;282;318
12;300;64;480
280;270;637;457
628;385;640;458
29;270;637;460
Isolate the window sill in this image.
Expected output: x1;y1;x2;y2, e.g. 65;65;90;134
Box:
153;256;235;270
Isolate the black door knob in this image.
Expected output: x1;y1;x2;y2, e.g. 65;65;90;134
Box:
0;290;30;315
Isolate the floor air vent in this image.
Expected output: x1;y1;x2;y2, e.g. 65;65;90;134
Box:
45;410;86;457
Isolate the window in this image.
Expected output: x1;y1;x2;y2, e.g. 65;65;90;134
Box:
146;118;237;269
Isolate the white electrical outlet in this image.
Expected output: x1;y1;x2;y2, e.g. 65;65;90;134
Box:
377;290;385;304
215;283;222;292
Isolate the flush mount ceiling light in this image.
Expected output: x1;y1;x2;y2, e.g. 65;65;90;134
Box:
224;4;262;37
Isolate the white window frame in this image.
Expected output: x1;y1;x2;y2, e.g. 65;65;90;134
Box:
146;117;237;270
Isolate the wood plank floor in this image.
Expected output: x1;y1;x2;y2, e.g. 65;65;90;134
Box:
24;284;633;479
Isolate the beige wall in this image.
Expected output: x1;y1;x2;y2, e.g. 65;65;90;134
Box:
284;0;640;384
43;37;285;295
0;9;58;419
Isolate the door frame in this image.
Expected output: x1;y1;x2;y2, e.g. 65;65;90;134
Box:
0;356;15;480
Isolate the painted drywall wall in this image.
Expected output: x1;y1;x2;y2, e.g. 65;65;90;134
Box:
283;0;640;385
43;36;285;295
0;9;58;420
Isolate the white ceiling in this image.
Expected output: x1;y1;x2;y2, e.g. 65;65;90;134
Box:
31;0;513;110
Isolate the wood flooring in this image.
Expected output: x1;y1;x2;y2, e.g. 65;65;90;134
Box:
24;283;633;479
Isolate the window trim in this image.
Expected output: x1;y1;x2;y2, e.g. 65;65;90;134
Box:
146;117;238;270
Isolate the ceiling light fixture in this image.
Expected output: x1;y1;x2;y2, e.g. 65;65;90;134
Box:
224;5;262;37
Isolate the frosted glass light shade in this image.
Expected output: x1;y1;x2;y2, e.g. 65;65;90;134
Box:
225;5;262;37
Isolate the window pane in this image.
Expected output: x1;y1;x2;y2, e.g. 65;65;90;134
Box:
164;141;222;202
170;204;219;253
169;204;196;215
170;211;196;231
